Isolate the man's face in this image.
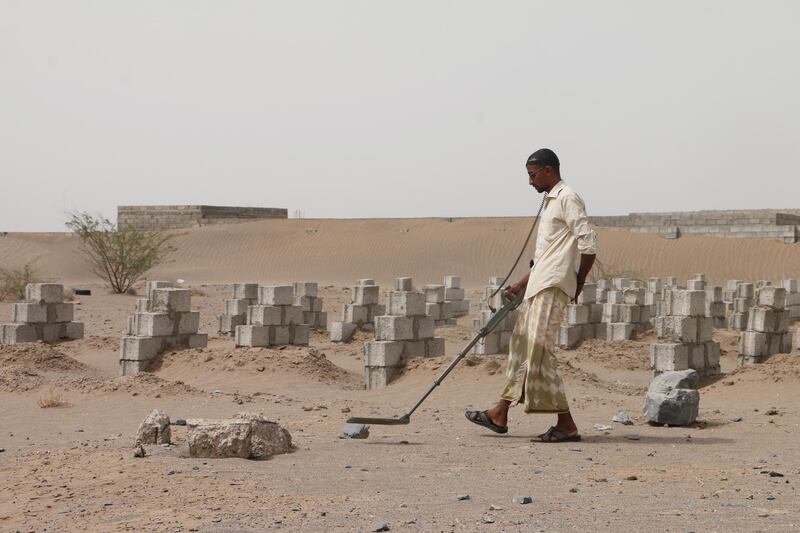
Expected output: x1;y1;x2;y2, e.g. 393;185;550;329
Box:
527;164;549;193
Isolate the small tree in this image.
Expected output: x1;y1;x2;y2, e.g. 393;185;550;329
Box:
66;212;177;294
0;260;44;300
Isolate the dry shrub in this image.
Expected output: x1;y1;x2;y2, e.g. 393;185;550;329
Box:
0;261;44;300
37;387;70;408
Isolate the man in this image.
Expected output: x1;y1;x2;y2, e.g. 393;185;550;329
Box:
465;148;597;442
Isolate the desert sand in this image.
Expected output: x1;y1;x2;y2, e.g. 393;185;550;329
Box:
1;221;799;532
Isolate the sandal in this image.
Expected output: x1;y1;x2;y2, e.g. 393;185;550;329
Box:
533;426;581;443
465;410;508;434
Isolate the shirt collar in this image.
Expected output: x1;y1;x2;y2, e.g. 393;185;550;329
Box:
546;180;566;199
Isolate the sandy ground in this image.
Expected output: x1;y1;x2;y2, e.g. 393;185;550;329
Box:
1;279;799;532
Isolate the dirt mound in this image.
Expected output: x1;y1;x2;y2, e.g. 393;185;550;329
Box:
563;338;652;371
0;343;87;373
730;354;800;382
0;365;46;392
158;346;362;390
68;373;201;396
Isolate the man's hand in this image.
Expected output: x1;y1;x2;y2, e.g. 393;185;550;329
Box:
503;280;526;302
573;279;585;302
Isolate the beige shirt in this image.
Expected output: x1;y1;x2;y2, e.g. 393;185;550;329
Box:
523;180;598;301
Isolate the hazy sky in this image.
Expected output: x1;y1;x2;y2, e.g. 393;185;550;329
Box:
1;1;799;232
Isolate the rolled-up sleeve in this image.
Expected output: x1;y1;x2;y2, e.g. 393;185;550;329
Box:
562;193;598;255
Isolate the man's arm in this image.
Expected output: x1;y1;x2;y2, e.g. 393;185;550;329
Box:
562;192;598;301
502;272;529;300
575;253;596;301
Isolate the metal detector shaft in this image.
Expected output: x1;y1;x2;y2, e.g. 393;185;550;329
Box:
347;291;525;426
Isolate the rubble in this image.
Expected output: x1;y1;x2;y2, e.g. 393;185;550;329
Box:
135;409;171;445
187;412;293;459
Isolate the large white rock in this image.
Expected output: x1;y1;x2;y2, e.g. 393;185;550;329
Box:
135;409;171;445
643;370;699;426
187;412;293;459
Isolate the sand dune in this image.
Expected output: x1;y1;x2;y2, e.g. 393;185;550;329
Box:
1;217;799;287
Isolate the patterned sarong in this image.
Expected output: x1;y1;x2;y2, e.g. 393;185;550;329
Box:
499;287;570;413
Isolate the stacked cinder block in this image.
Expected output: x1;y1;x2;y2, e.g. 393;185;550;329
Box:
705;285;727;328
0;283;84;345
120;283;208;375
294;282;326;331
470;277;516;355
727;282;755;331
651;289;720;377
364;279;445;388
603;281;651;340
218;283;259;336
425;276;468;325
330;279;385;343
443;275;470;320
556;283;604;348
780;279;800;319
235;286;309;347
738;286;792;365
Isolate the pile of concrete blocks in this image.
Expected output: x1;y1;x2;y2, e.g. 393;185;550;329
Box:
738;286;792;365
234;286;309;348
648;277;679;317
780;279;800;319
363;279;445;388
726;281;755;331
294;282;326;331
705;285;727;328
330;279;385;343
120;282;208;375
0;283;84;345
425;276;469;326
556;282;604;348
218;283;259;336
651;288;720;377
470;277;516;355
603;280;652;340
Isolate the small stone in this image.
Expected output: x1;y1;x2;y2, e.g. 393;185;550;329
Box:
371;523;390;532
488;504;503;511
339;423;370;439
761;470;784;478
612;411;633;425
456;494;470;501
512;495;533;504
624;435;641;441
569;488;578;493
398;503;407;508
593;424;612;431
481;516;495;524
731;417;743;422
0;448;5;453
58;506;71;514
625;475;638;481
212;517;222;523
765;408;779;416
173;419;187;426
568;448;582;452
133;445;146;458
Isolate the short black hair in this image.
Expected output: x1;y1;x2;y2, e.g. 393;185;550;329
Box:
526;148;560;172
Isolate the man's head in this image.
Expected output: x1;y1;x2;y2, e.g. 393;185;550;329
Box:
526;148;561;193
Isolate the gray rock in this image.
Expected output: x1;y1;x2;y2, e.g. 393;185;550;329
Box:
643;370;699;426
133;444;146;458
612;410;633;425
135;409;171;445
187;412;293;459
371;524;390;532
456;494;470;501
339;423;369;439
512;495;533;504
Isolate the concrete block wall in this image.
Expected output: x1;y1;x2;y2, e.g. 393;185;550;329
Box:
470;276;516;355
330;279;384;343
0;283;84;345
234;285;310;348
651;288;720;377
364;278;446;388
117;205;288;231
738;286;792;366
120;282;208;375
602;278;652;341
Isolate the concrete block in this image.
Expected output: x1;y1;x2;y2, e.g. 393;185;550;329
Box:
607;291;624;304
780;279;798;292
650;343;690;372
412;316;435;340
596;288;608;303
136;298;149;313
421;337;444;357
565;304;590;325
136;313;174;336
38;323;62;343
293;295;315;311
144;281;175;299
248;305;283;326
706;301;726;318
330;321;357;342
489;276;504;285
666;290;706;317
235;325;270;347
444;276;461;289
365;365;399;389
386;291;426;317
733;297;752;313
291;324;310;345
740;331;768;357
25;283;63;304
60;321;83;340
366;304;384;322
225;298;250;316
603;304;640;324
688;343;705;370
233;283;259;300
187;333;208;348
46;303;74;323
270;325;291;346
283;305;304;325
314;311;327;329
395;277;413;291
353;285;379;305
747;307;778;333
788;292;800;306
375;316;413;341
120;336;162;361
607;322;634;341
343;303;369;324
589;303;603;323
704;341;721;373
736;283;754;299
705;286;723;302
648;278;663;293
425;302;444;320
473;332;500;355
696;316;713;342
448;299;470;316
558;324;583;348
219;314;246;334
623;288;645;305
728;312;748;330
424;285;446;304
293;282;318;298
445;287;465;301
259;286;294;306
404;339;426;357
175;311;200;334
756;286;786;309
357;278;375;286
593;322;608;340
576;283;596;304
150;289;191;313
365;340;405;366
686;279;705;290
654;315;698;343
12;303;47;323
120;360;149;376
596;279;612;290
0;323;38;344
